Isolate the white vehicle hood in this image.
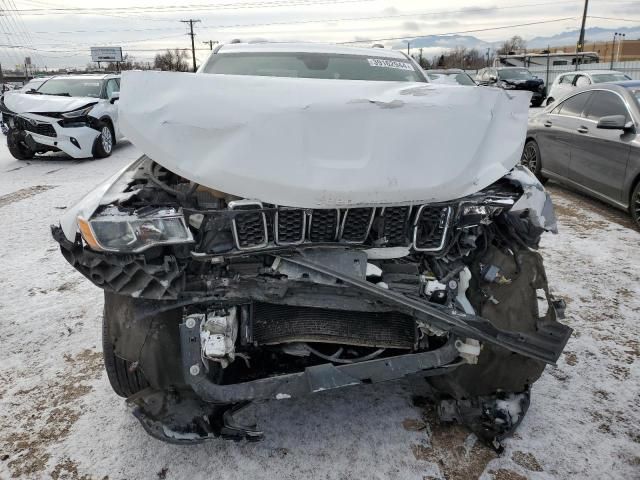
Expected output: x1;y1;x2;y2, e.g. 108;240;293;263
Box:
3;91;98;114
119;71;531;208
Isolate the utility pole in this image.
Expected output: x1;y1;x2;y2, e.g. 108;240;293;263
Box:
407;42;410;56
611;33;618;69
576;0;589;69
616;33;625;63
486;47;491;67
419;48;423;67
203;40;217;50
181;19;201;72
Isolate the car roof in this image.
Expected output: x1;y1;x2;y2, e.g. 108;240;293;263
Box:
427;69;465;74
613;80;640;88
47;73;119;80
215;42;409;60
495;66;529;70
565;70;626;76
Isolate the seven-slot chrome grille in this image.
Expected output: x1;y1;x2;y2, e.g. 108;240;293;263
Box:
228;202;452;253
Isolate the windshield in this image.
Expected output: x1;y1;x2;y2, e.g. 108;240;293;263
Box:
629;88;640;106
428;72;475;86
498;68;534;81
37;78;103;97
202;52;425;82
591;73;632;83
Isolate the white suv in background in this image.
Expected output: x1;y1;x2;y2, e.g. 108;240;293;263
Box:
546;70;631;105
1;73;122;159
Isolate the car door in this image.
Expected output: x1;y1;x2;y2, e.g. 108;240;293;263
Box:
568;90;632;202
536;91;592;179
103;78;120;138
550;73;575;101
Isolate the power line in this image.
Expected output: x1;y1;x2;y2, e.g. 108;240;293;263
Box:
0;0;374;15
587;16;640;23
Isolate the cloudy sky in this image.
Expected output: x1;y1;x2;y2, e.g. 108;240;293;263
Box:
0;0;638;69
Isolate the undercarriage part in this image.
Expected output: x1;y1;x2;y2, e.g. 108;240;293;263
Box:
437;390;530;453
181;318;460;403
127;388;263;444
252;302;416;349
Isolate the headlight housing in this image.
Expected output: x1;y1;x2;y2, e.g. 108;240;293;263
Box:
62;104;96;119
500;82;516;90
78;208;194;252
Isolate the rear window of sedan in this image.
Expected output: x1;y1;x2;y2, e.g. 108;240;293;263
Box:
202;52;425;82
591;73;631;83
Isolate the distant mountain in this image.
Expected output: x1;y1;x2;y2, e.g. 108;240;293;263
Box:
527;26;640;49
391;34;492;51
391;26;640;53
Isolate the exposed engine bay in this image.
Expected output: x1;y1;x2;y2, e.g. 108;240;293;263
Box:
52;155;570;449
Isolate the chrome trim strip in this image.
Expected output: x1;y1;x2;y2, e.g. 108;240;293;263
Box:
228;199;269;251
338;207;376;243
274;207;306;246
412;205;452;252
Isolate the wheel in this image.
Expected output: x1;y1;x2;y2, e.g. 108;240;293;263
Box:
521;139;548;184
7;128;35;160
531;98;544;108
103;300;149;398
546;97;555;106
427;245;558;397
631;181;640;229
92;122;114;158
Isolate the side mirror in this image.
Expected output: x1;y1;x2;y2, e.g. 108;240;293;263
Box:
597;115;632;131
109;91;120;104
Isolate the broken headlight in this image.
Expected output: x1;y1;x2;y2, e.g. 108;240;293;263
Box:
62;104;96;119
77;209;193;252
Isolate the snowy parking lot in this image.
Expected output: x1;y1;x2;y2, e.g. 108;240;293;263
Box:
0;140;638;480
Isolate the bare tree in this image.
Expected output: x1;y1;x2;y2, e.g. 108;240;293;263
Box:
153;49;190;72
429;47;485;70
497;35;526;55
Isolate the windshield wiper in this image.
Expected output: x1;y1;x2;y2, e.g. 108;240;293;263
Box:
50;92;72;97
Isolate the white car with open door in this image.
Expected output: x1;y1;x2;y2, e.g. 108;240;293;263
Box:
0;73;122;159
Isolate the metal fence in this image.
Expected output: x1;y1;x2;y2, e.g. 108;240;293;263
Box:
465;61;640;85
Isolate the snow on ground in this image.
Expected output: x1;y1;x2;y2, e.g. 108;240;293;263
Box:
0;142;638;480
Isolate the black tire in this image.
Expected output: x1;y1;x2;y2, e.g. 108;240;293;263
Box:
103;306;149;398
546;97;555;106
92;121;115;159
531;98;544;108
521;139;548;184
7;128;35;160
631;181;640;229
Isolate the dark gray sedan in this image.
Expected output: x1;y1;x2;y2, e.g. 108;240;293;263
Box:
522;81;640;227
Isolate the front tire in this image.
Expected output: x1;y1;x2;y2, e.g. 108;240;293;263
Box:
92;122;114;159
630;181;640;229
103;303;149;398
7;128;35;160
521;139;548;184
546;97;555;106
531;98;544;108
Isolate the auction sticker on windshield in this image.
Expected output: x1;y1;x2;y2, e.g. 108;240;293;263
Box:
367;58;414;71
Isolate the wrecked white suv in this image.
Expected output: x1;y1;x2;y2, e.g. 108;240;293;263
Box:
52;43;570;448
1;74;121;160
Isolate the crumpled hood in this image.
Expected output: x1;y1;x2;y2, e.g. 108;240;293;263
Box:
2;91;97;114
119;70;531;208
